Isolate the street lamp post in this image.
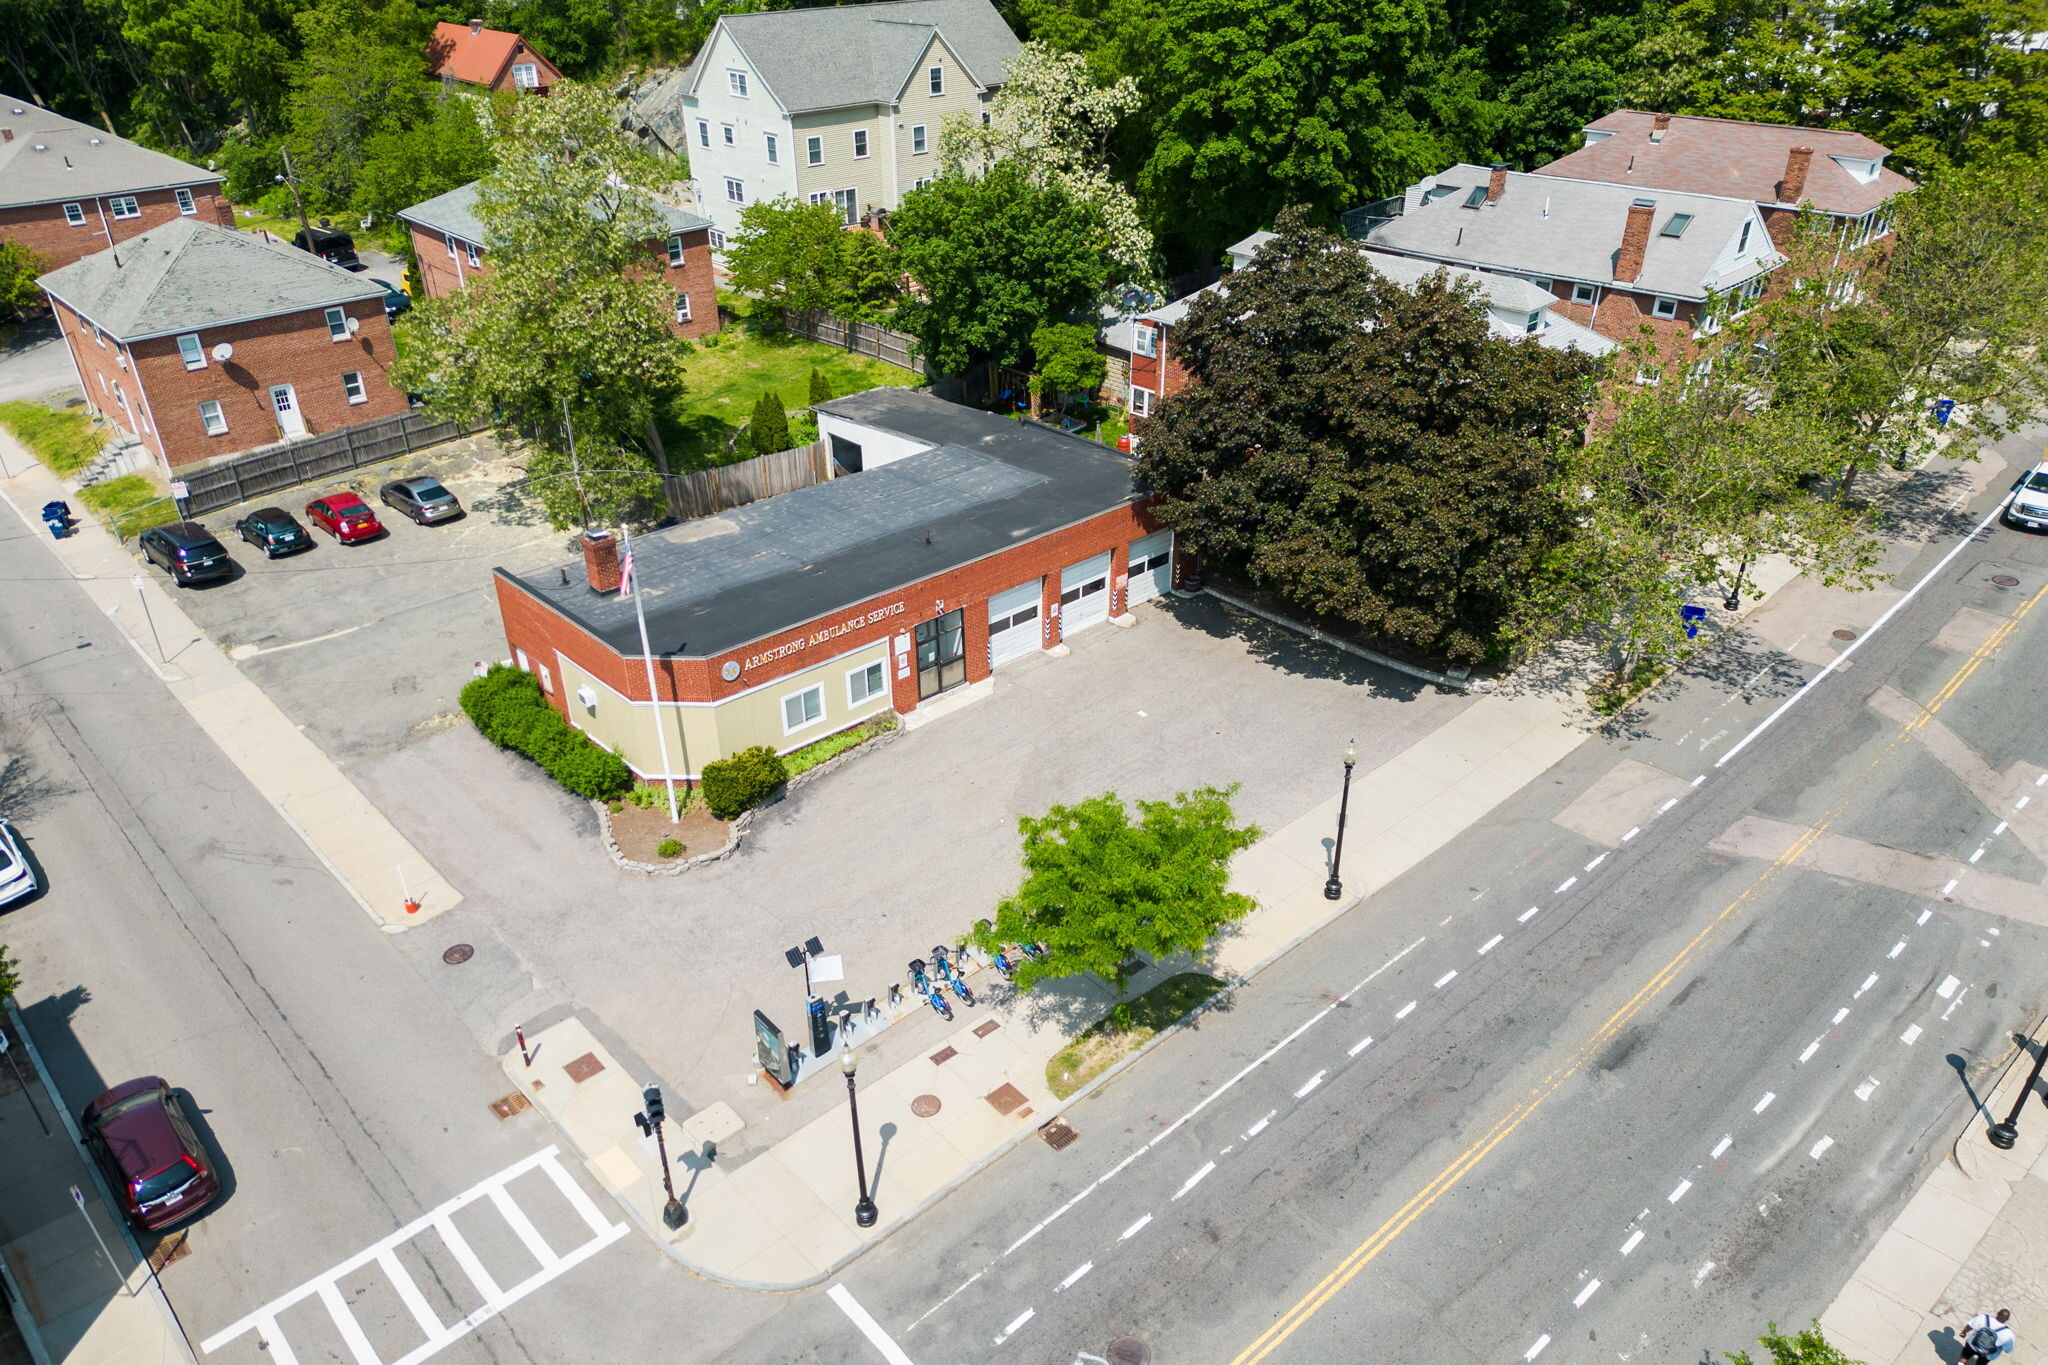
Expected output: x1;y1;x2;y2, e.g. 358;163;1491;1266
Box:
1324;740;1359;900
637;1084;687;1229
1723;558;1752;613
840;1046;878;1228
1989;1028;2048;1149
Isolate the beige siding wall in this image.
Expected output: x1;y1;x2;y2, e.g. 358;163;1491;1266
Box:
889;33;985;197
718;640;894;756
793;107;895;219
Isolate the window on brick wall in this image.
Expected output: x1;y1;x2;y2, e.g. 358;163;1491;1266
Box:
63;202;84;225
806;135;822;165
1132;323;1158;358
1131;385;1154;417
675;292;692;323
1572;282;1598;305
325;307;349;341
177;333;205;369
667;234;683;265
444;233;458;259
175;187;195;215
109;195;139;218
512;63;539;88
853;129;869;158
342;370;367;403
92;326;104;348
199;400;227;435
1652;296;1678;319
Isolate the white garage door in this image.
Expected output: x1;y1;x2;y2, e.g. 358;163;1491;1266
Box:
1126;531;1173;605
1060;553;1113;635
988;579;1041;668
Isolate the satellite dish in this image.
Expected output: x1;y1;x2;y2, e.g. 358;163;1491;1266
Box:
210;342;233;362
346;315;361;335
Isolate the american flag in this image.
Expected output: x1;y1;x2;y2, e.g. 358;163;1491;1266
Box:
617;528;635;599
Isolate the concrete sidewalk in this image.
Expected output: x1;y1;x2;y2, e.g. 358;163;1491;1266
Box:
0;433;459;931
0;1004;194;1365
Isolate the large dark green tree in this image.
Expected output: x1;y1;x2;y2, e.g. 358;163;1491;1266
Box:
284;0;437;212
1135;209;1596;664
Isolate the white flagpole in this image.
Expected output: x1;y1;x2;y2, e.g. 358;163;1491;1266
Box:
622;523;681;823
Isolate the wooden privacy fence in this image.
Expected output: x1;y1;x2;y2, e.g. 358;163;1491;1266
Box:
780;310;926;375
665;441;829;520
177;409;482;516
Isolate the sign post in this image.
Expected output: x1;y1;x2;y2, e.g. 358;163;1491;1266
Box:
170;479;189;519
70;1186;132;1295
130;575;166;662
753;1010;795;1090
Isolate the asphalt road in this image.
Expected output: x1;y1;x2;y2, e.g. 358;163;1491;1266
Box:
0;501;781;1361
710;447;2048;1365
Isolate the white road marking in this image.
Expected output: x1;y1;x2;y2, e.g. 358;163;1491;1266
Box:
1944;986;1970;1020
1716;493;2018;770
1434;971;1458;990
1623;826;1642;842
1856;973;1880;997
1119;1214;1152;1241
1693;1261;1716;1288
1902;1024;1923;1045
1692;774;1707;786
1754;1092;1776;1114
1943;878;1961;894
1585;854;1607;871
1348;1036;1373;1057
1938;975;1961;999
828;1285;918;1365
1995;821;2009;835
1855;1078;1880;1102
993;1309;1034;1346
2038;774;2047;787
1710;1136;1732;1159
1057;1263;1093;1291
1799;1039;1822;1064
1832;1008;1850;1025
1525;1335;1552;1360
201;1148;627;1365
1396;1001;1418;1020
1668;1179;1692;1203
1338;937;1428;1002
1478;934;1504;956
1810;1136;1834;1160
1173;1163;1216;1200
1621;1231;1644;1256
2020;795;2034;808
1294;1072;1325;1099
1520;906;1542;922
1969;847;1986;863
1659;798;1680;813
1889;940;1907;959
1556;877;1578;894
1918;909;1933;925
1245;1112;1274;1140
1574;1279;1602;1308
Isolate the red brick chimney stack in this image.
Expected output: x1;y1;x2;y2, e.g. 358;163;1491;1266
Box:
582;531;622;593
1650;112;1671;144
1780;146;1814;205
1487;162;1509;203
1615;198;1657;283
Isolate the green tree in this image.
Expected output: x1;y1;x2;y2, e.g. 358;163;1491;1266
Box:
0;943;18;1000
749;390;791;455
1028;320;1106;412
120;0;294;145
723;197;869;327
969;786;1261;1003
354;90;501;221
889;163;1108;374
1136;209;1596;664
392;81;691;530
283;0;435;213
808;367;832;404
0;243;47;318
1728;1321;1862;1365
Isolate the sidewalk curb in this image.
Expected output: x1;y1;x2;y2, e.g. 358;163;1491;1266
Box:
5;1000;199;1363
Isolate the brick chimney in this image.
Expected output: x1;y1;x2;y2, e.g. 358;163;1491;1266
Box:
1650;112;1671;143
0;129;12;143
581;531;621;593
1487;162;1508;204
1615;198;1657;283
1779;145;1814;205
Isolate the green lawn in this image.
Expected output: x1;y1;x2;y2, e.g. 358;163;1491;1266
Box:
0;400;104;476
1045;973;1228;1098
661;295;917;471
75;472;174;539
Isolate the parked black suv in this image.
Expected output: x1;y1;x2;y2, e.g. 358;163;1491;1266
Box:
139;522;233;585
291;223;362;271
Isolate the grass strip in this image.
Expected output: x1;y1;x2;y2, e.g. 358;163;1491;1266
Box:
1045;972;1227;1099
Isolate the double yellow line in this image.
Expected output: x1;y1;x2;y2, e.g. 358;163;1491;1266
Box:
1229;578;2048;1365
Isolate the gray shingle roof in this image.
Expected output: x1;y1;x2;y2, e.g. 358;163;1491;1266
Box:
35;218;381;341
685;0;1020;113
397;180;712;247
0;94;221;210
502;388;1138;659
1363;164;1776;299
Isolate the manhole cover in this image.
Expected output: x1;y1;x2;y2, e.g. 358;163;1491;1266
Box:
929;1046;958;1066
442;943;474;965
1832;628;1858;641
986;1082;1028;1115
1040;1117;1079;1151
1108;1339;1152;1365
489;1090;533;1120
973;1019;1001;1038
1993;574;2021;587
564;1052;606;1084
910;1094;942;1117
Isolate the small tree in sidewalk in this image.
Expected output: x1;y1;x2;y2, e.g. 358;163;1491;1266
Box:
970;785;1261;1021
1727;1321;1862;1365
0;944;18;1000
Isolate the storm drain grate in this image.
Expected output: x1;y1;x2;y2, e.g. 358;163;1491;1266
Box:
442;944;474;966
489;1090;533;1120
1040;1117;1079;1151
910;1094;942;1117
1832;628;1858;641
973;1019;1001;1039
986;1083;1028;1115
147;1232;192;1272
929;1046;958;1066
564;1052;605;1084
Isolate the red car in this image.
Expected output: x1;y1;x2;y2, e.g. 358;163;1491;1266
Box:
80;1077;222;1231
305;492;384;543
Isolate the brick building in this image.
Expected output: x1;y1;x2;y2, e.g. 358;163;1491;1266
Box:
427;21;561;94
38;219;407;474
397;181;720;340
492;387;1173;779
1533;111;1913;251
0;95;227;273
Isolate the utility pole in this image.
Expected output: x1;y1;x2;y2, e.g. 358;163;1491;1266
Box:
276;145;311;244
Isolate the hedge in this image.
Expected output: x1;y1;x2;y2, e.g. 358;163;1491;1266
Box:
701;744;787;819
460;665;631;800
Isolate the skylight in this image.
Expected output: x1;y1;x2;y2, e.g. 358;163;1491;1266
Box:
1660;213;1693;238
1463;185;1488;209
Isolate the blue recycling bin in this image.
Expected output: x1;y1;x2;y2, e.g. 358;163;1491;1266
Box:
1680;604;1708;639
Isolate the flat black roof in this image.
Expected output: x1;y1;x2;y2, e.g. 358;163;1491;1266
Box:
498;389;1142;660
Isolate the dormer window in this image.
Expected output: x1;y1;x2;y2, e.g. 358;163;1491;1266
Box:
1738;220;1752;253
1832;155;1881;184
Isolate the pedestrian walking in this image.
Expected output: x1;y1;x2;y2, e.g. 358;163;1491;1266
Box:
1960;1308;2015;1362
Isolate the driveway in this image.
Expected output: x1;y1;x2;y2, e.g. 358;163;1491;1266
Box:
0;316;83;405
345;595;1476;1149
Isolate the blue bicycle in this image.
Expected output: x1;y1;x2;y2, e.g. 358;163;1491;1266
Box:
909;959;954;1021
932;945;975;1007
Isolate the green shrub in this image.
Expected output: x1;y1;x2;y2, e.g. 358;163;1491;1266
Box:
657;837;684;858
459;665;631;799
783;712;898;777
700;744;787;818
808;367;832;403
750;389;792;455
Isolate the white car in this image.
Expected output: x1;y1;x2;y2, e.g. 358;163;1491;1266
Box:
2007;462;2048;531
0;820;36;907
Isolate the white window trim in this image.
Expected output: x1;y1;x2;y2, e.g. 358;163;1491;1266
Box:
667;234;684;266
511;62;539;89
675;292;692;323
176;333;205;369
697;119;711;148
1132;324;1158;358
846;659;886;706
1651;296;1678;319
721;123;735;146
1572;282;1599;305
929;65;944;95
325;306;350;341
62;201;85;226
708;228;725;250
198;400;227;436
1130;385;1154;418
728;69;748;97
725;177;745;205
444;232;458;259
781;683;827;736
806;135;823;166
175;187;196;215
764;132;778;164
852;129;869;159
109;195;139;219
911;124;927;154
465;241;481;268
343;370;367;404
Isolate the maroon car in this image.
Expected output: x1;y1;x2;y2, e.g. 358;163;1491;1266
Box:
305;492;384;544
80;1078;221;1231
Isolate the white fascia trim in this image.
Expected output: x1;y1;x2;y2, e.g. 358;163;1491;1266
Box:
888;30;984;105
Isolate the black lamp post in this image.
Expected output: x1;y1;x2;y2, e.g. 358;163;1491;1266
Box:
1989;1028;2048;1149
1723;558;1752;613
1324;740;1359;900
841;1046;879;1227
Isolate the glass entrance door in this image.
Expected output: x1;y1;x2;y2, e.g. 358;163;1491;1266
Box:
915;608;966;699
